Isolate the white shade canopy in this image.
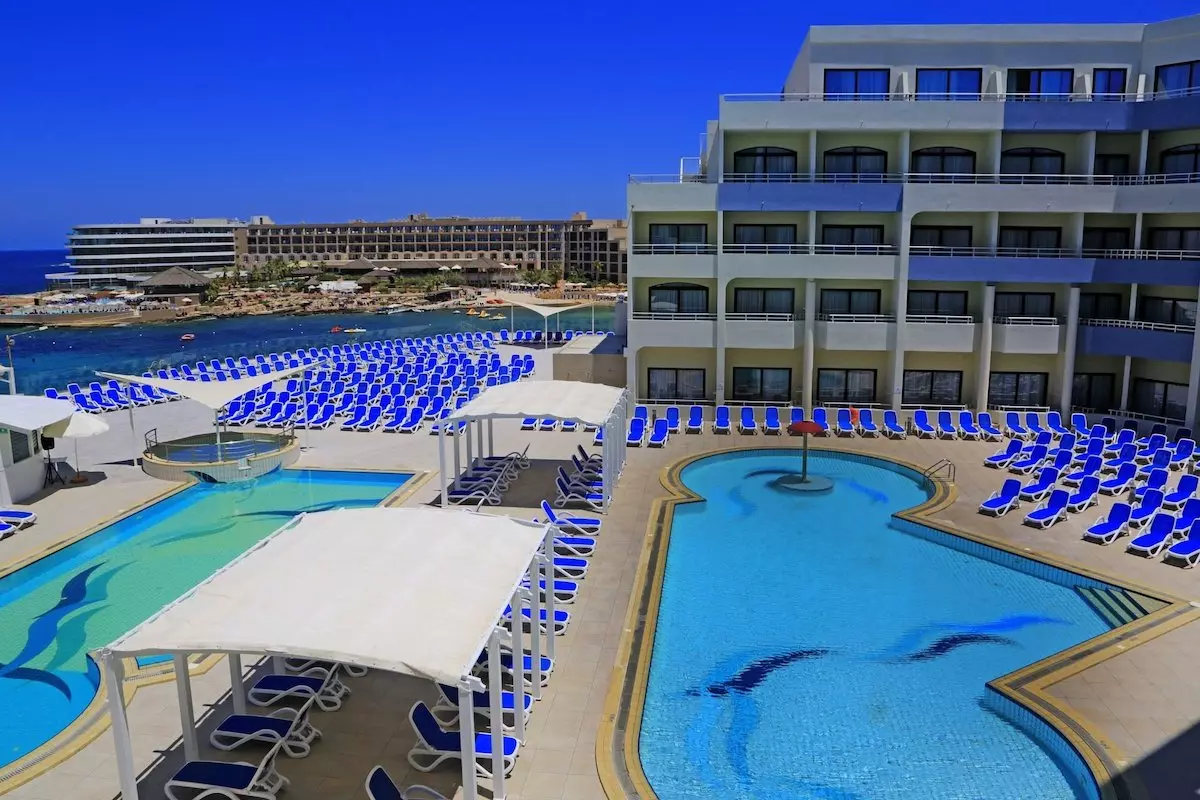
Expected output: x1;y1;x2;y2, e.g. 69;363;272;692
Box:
0;395;75;433
445;379;625;426
104;507;548;685
44;412;110;439
505;298;588;318
96;362;315;411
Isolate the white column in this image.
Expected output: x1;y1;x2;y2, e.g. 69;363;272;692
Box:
988;132;1003;174
173;654;199;761
476;419;484;460
487;418;494;457
509;590;526;739
1068;214;1085;252
1133;214;1144;252
808;133;818;180
1120;356;1132;412
452;426;461;488
1137;130;1150;175
487;629;506;799
715;272;727;405
976;284;996;412
802;279;816;410
1060;286;1081;414
807;212;817;254
465;419;474;470
458;681;479;800
542;527;556;660
438;424;448;506
1128;284;1139;321
1082;131;1097;178
1187;290;1200;428
129;406;139;466
527;559;543;699
104;653;140;800
890;212;912;411
228;654;246;715
898;131;911;174
986;212;1000;252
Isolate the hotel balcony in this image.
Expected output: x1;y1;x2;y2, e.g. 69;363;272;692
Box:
628;244;718;280
628;311;718;349
1076;319;1195;364
991;316;1061;354
904;315;978;353
721;244;898;280
717;177;902;213
908;246;1200;287
627;176;718;212
814;314;897;351
724;313;799;349
902;171;1200;214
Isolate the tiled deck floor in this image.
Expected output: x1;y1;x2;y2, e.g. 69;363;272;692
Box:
5;413;1200;798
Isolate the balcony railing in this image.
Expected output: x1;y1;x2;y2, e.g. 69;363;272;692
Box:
817;313;896;323
912;245;1200;261
1079;318;1196;334
814;244;897;256
631;243;717;255
1108;408;1186;425
721;244;809;255
993;316;1059;326
630;311;717;321
724;312;798;322
716;171;1200;186
628;173;708;184
722;87;1200;103
905;314;975;325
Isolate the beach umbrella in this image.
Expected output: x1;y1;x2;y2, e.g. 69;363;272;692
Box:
437;265;451;272
44;412;110;484
450;264;463;271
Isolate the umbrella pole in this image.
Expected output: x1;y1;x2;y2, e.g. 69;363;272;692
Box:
214;410;222;462
71;438;87;484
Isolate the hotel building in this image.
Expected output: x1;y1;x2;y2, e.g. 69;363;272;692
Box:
54;218;248;287
626;15;1200;429
238;213;627;282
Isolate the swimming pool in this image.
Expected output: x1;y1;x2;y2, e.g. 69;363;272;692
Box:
0;468;411;769
638;449;1130;800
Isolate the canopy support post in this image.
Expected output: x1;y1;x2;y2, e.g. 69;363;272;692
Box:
213;409;223;463
228;653;246;715
173;653;199;761
128;405;138;466
452;422;462;488
465;418;474;470
542;525;556;661
103;651;140;800
438;422;448;507
509;589;526;741
527;558;543;700
487;418;495;457
476;417;484;460
488;628;507;799
458;680;479;800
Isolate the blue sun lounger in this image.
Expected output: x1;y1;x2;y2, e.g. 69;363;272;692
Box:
685;405;703;433
1165;474;1199;510
520;417;537;430
406;702;518;781
1061;456;1101;488
978;479;1021;517
0;508;36;528
835;408;857;437
1083;502;1132;544
810;407;830;435
1066;475;1100;513
165;739;289;800
538;418;558;432
1127;512;1177;557
1046;411;1071;437
1005;412;1029;439
1018;467;1059;502
1171;438;1196;469
475;649;555;687
210;698;322;758
1099;463;1137;495
912;409;936;438
247;666;350;712
764;406;782;435
936;410;959;439
506;604;572;635
648;418;669;447
958;411;981;440
1129;488;1165;529
1134;468;1169;499
665;406;681;433
1024;489;1069;529
858;408;880;437
433;683;533;731
1175;498;1200;534
882;410;906;439
627;417;646;447
739;407;758;434
1165;521;1200;567
977;412;1003;441
540;500;602;534
713;406;731;434
365;765;447;800
984;440;1022;469
554;476;604;511
1009;445;1048;475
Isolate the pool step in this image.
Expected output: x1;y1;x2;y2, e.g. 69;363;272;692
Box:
1076;586;1150;628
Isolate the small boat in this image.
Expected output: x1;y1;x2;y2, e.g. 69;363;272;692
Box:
466;308;479;316
344;327;366;334
330;326;343;333
180;333;195;342
478;312;491;319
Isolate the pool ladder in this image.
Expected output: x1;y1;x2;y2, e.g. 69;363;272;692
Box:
922;458;956;485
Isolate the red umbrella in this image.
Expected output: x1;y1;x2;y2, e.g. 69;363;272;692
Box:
786;420;824;482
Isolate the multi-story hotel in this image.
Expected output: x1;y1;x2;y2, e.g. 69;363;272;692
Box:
238;212;627;282
53;218;248;287
626;15;1200;429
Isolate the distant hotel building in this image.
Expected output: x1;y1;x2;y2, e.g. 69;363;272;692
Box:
237;212;627;283
52;218;248;288
626;14;1200;429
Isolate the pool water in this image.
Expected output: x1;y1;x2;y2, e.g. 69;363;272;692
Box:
640;450;1111;800
0;468;411;768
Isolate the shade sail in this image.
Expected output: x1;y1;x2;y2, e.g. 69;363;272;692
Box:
96;361;315;411
0;395;75;433
44;412;110;439
504;297;589;318
105;508;548;685
445;380;625;426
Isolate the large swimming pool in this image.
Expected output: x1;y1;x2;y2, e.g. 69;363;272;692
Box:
639;450;1122;800
0;468;411;769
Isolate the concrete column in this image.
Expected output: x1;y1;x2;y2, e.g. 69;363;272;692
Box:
626;346;639;403
986;211;1000;252
808;132;818;180
803;279;816;410
898;131;911;174
1119;356;1132;412
715;211;726;405
1060;286;1081;414
1138;130;1150;175
1133;213;1145;251
976;284;996;412
1128;283;1139;320
1068;213;1085;252
890;213;912;411
988;132;1003;175
1187;299;1200;427
1082;131;1097;178
807;212;817;254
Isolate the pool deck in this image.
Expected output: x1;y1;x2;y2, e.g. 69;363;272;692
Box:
3;370;1200;799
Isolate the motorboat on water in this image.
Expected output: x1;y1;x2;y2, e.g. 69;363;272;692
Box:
330;326;343;333
180;333;195;341
344;327;367;334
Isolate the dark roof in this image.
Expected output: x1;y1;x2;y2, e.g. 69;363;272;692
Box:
141;267;212;288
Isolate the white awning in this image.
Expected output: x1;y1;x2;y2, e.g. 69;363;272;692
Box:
96;362;315;411
105;508;548;685
0;395;75;433
444;379;625;426
504;297;589;318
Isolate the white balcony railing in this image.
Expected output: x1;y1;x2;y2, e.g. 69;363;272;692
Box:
1107;408;1186;425
722;87;1200;103
630;243;717;255
724;312;797;322
1079;318;1196;334
628;174;708;184
817;313;896;323
993;316;1059;326
705;171;1200;186
630;311;717;321
721;244;809;255
813;244;898;256
905;314;975;324
912;246;1200;261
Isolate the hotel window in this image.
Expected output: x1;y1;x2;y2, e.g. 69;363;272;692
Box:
649;283;709;314
915;68;983;100
1073;373;1116;412
732;224;797;247
1160;144;1200;175
1147;228;1200;251
907;290;967;316
1138;296;1197;326
995;291;1054;318
1082;227;1130;251
733;288;795;314
910;226;973;248
822;225;884;247
1092;68;1127;99
911;147;976;175
732;147;798;177
732;368;792;403
647;368;705;401
1132;379;1188;421
999;227;1062;251
989;372;1048;407
823;147;887;176
1093;154;1130;176
818;369;877;405
1078;293;1124;320
902;370;963;405
823;68;890;100
1155;60;1200;98
1000;147;1065;175
649;223;707;250
820;289;881;315
1007;68;1074;99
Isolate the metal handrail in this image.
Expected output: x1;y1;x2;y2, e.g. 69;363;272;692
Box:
987;404;1051;412
630;243;717;255
921;458;956;484
1079;318;1196;334
630;311;718;321
1107;408;1187;425
144;428;158;449
992;316;1059;326
627;173;708;184
813;244;898;255
710;171;1200;186
912;245;1200;260
905;314;975;324
721;88;1200;103
901;403;968;411
722;244;809;255
725;312;798;322
817;313;896;323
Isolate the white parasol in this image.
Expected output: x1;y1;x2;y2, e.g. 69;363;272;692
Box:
44;412;110;483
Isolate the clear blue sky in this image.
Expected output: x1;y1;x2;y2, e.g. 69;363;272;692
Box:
1;0;1195;250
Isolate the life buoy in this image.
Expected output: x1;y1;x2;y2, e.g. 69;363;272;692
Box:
849;407;860;425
